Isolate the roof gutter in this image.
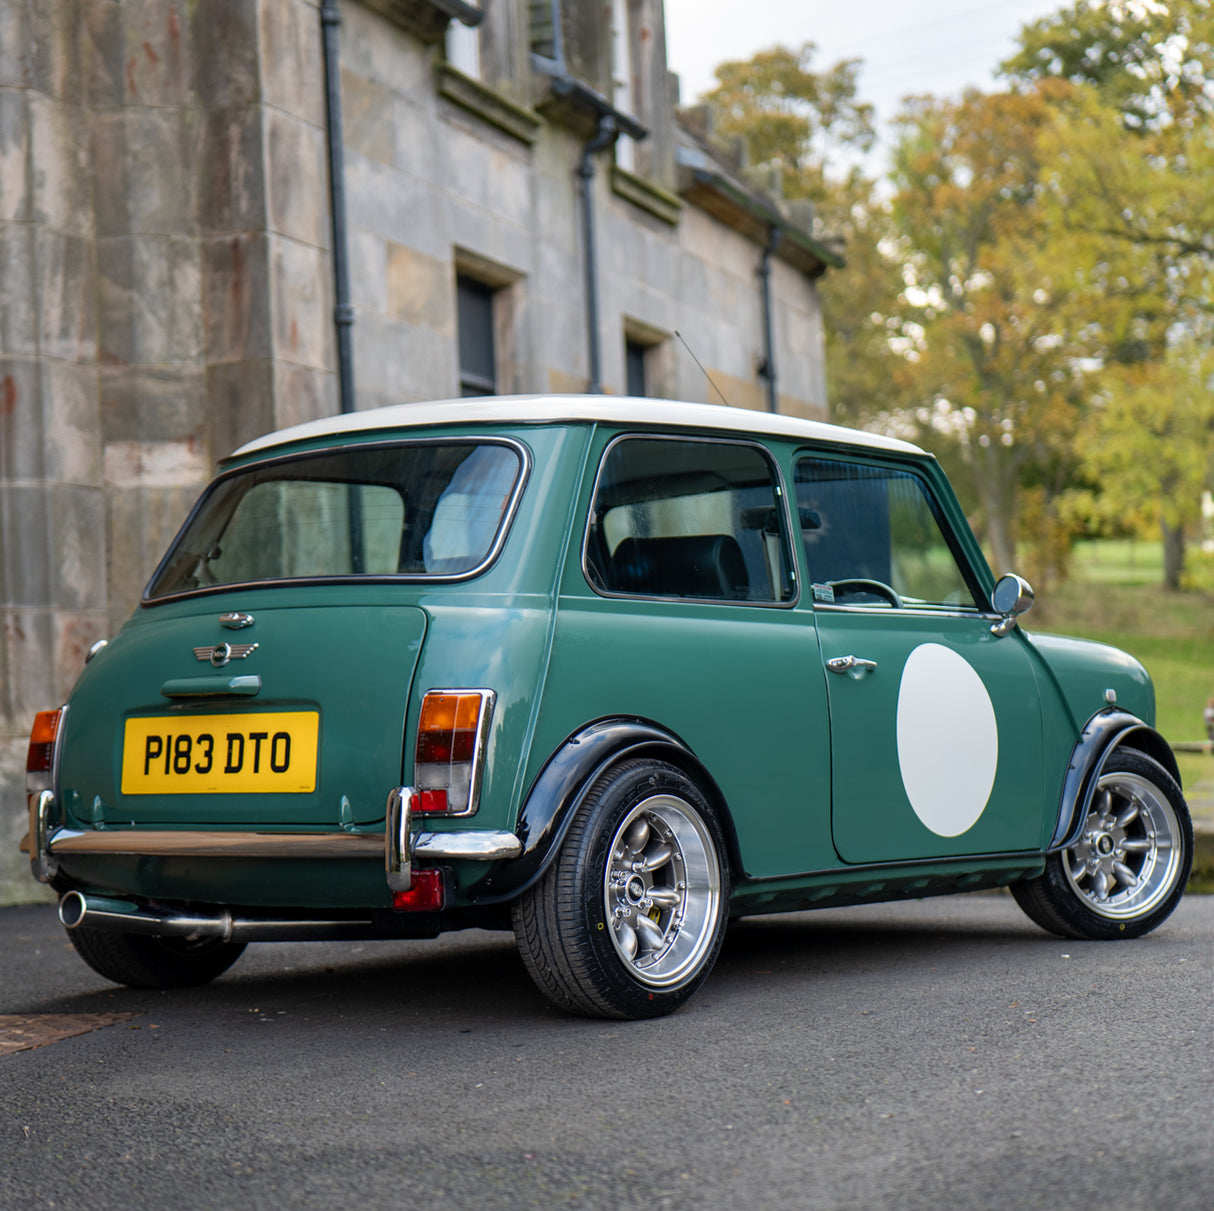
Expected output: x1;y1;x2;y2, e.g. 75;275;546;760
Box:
683;165;844;277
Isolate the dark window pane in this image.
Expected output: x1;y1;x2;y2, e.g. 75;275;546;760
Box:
457;276;496;396
625;338;647;397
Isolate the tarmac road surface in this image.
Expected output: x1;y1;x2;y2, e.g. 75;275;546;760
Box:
2;892;1211;1211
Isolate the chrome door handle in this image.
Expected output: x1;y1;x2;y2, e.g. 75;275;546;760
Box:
826;655;877;678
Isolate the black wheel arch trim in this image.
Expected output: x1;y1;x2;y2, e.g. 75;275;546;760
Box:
465;717;743;904
1049;708;1181;853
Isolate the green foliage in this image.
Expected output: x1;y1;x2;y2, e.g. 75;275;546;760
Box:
702;11;1214;591
1001;3;1214;588
1002;0;1214;132
1079;350;1214;586
701;45;910;436
887;85;1093;578
703;43;876;201
816;174;913;432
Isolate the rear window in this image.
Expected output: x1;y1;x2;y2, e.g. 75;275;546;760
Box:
146;440;525;599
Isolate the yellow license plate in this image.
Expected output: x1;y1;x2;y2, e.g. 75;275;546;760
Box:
121;712;319;795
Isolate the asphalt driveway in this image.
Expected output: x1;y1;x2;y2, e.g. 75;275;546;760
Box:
2;893;1211;1210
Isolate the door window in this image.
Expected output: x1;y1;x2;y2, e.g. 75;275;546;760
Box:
794;456;979;610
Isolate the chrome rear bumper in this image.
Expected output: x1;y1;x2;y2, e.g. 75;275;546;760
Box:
28;789;522;892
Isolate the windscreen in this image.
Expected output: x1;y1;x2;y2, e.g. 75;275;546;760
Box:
146;441;524;599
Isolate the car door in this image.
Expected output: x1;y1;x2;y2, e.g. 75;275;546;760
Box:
794;453;1049;864
536;432;837;878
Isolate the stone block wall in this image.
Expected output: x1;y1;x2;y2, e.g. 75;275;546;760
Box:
0;0;339;902
1;0;103;902
0;0;833;904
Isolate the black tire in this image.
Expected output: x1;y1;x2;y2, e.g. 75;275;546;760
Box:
1011;747;1192;940
67;928;247;989
512;759;731;1019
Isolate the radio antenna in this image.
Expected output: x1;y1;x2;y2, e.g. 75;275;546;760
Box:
674;330;731;406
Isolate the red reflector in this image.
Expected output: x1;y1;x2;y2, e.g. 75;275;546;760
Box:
417;788;449;813
392;868;445;912
26;710;62;774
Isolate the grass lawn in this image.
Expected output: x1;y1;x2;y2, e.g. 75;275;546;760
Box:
1029;549;1214;746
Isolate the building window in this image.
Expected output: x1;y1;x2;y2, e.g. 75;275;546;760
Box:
528;0;562;67
446;16;482;79
611;0;637;172
623;322;672;398
457;276;497;397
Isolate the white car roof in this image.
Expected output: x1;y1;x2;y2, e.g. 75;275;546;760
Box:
230;395;926;460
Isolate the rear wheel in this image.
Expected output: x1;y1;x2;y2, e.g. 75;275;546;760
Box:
68;928;247;989
1012;747;1192;940
513;759;730;1019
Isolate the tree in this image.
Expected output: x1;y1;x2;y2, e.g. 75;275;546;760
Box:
887;86;1093;578
1080;348;1214;588
702;43;876;203
701;46;912;433
1004;0;1214;133
1002;0;1214;586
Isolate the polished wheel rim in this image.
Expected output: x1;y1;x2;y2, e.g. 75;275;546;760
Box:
603;794;721;988
1064;772;1181;919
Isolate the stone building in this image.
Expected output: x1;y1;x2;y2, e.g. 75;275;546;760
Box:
0;0;840;902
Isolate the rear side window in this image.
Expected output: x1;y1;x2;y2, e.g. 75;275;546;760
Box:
146;441;524;599
584;437;794;603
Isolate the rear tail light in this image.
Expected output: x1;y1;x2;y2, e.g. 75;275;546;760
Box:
413;689;495;816
26;709;63;787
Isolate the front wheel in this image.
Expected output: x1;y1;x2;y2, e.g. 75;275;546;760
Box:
1012;747;1192;940
512;759;730;1019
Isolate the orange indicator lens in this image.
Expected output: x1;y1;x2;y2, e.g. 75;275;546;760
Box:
26;710;62;774
416;693;482;765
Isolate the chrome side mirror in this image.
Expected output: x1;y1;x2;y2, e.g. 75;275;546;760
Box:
990;573;1034;636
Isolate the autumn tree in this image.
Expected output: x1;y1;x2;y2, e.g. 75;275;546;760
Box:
701;45;912;431
1080;345;1214;585
887;86;1095;579
1002;0;1214;587
703;42;876;203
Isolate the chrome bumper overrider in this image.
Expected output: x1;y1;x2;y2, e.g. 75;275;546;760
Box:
384;786;522;892
28;789;522;893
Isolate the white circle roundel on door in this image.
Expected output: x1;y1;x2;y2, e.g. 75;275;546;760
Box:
895;642;998;837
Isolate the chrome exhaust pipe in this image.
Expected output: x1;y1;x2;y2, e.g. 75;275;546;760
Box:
60;891;235;939
58;891;380;942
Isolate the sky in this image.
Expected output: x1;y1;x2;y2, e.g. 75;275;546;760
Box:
664;0;1070;158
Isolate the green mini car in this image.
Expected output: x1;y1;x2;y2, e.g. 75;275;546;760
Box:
24;397;1193;1019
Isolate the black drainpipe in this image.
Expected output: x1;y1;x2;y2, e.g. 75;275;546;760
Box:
320;0;355;414
578;114;620;395
553;78;647;395
758;225;782;413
